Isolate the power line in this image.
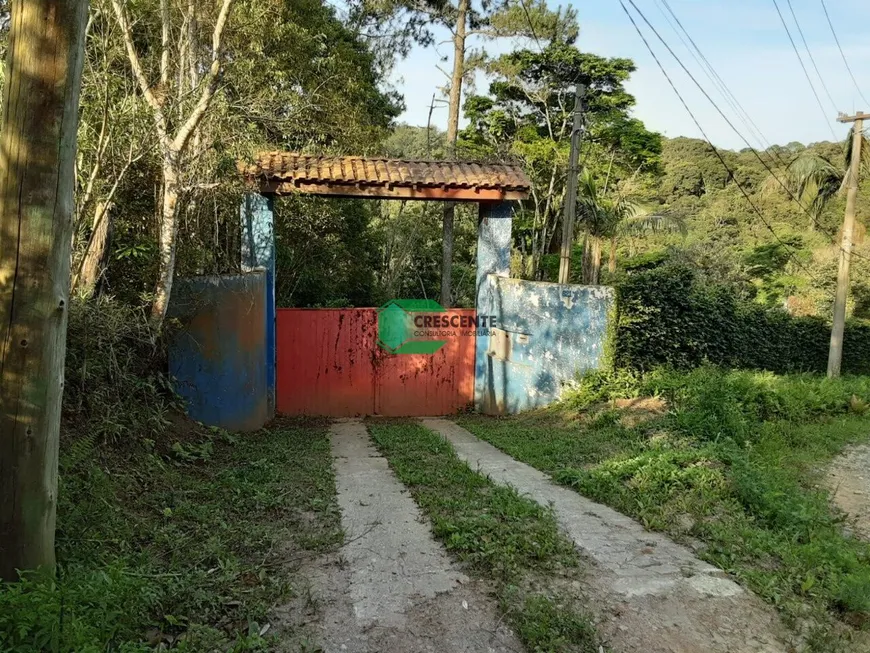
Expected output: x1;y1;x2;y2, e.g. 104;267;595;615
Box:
617;0;822;283
624;0;844;237
629;0;870;264
517;0;543;52
656;0;775;156
654;0;798;178
785;0;838;113
771;0;838;139
657;0;825;195
655;0;855;242
820;0;870;108
630;0;870;265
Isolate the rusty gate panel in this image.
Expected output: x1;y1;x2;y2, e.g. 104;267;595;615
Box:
276;309;377;416
276;308;476;417
374;309;476;416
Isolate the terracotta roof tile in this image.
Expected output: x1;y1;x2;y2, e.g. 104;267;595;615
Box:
239;152;531;195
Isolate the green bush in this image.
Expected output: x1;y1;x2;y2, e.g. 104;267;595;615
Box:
566;366;870;443
645;367;870;425
615;264;870;374
64;296;172;442
0;565;153;653
562;367;643;410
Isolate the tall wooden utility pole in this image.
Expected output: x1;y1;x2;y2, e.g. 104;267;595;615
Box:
828;111;867;378
0;0;89;581
558;85;585;284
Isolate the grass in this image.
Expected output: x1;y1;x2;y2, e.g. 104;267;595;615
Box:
367;419;602;653
0;417;342;653
458;367;870;651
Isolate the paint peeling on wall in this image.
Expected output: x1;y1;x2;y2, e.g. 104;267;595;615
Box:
475;275;614;415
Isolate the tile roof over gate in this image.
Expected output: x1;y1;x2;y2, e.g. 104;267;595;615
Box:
239;152;530;202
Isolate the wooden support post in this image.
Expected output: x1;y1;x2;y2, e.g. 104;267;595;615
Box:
558;85;585;285
828;111;868;378
0;0;89;581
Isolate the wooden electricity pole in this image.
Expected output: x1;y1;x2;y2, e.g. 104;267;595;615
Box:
0;0;89;581
828;111;867;378
558;85;585;284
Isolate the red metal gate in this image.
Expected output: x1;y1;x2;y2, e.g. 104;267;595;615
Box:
275;308;476;416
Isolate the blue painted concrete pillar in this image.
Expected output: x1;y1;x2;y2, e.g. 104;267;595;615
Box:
168;273;269;431
474;201;512;413
241;193;276;417
475;201;513;305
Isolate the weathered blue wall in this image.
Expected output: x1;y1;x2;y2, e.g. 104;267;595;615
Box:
474;201;513;411
241;193;275;416
475;276;614;414
168;272;269;431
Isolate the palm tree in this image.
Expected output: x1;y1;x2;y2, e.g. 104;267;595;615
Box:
575;170;685;284
609;210;687;273
780;151;843;231
775;130;870;231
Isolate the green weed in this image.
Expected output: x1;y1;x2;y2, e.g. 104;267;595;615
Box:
506;591;600;653
0;419;341;652
459;369;870;650
368;420;601;652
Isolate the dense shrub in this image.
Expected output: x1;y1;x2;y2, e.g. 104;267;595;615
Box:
649;367;870;442
0;565;154;653
566;365;870;443
63;296;172;442
615;264;870;374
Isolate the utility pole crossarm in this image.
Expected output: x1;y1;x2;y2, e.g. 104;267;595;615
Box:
838;112;870;123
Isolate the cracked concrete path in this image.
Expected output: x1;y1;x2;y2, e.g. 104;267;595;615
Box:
302;419;522;653
424;418;792;653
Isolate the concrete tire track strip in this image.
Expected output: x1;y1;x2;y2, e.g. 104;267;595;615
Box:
302;419;522;653
423;418;792;653
826;442;870;541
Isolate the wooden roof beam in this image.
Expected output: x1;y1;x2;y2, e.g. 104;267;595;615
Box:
259;181;528;202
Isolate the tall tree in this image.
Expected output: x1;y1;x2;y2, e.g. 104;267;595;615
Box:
109;0;234;325
439;0;574;304
572;170;683;282
348;0;574;304
0;0;89;581
73;3;148;296
462;41;661;279
440;0;468;307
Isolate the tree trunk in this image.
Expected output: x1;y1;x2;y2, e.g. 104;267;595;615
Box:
590;236;602;284
441;207;454;306
77;202;112;296
581;235;602;285
441;0;467;308
581;235;591;284
151;155;181;324
0;0;89;582
608;235;617;273
110;0;234;327
186;0;201;151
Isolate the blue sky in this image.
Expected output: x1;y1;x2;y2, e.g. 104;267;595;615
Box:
387;0;870;150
